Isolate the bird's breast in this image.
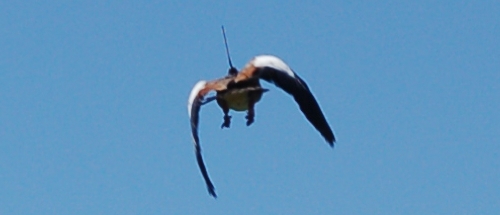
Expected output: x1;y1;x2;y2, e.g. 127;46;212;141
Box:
222;90;251;111
219;88;265;112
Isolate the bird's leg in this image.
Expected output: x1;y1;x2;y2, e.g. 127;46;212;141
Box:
246;105;255;126
222;110;231;129
218;100;231;129
246;94;256;126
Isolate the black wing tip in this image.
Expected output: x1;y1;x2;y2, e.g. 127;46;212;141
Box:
195;147;218;198
326;134;336;148
327;140;334;148
208;186;217;198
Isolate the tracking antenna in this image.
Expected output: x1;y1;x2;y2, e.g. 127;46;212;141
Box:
222;26;238;75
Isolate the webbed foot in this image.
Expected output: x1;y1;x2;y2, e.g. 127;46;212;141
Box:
221;115;231;128
245;114;254;126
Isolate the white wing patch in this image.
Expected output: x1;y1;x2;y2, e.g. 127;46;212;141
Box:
188;80;207;118
252;55;295;78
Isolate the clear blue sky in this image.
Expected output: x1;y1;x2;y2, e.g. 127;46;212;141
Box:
1;1;499;214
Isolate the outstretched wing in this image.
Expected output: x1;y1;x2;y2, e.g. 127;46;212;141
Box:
236;55;336;146
188;80;217;198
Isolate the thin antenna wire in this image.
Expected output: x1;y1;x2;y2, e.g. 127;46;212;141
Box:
221;25;234;68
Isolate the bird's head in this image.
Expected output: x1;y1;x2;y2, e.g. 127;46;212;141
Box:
228;67;238;76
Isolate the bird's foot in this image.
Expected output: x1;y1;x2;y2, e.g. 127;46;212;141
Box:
245;115;254;126
221;115;231;129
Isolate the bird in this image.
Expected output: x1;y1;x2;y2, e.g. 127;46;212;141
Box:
187;27;335;198
188;55;336;197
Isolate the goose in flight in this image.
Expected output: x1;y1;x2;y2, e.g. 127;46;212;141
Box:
188;55;335;198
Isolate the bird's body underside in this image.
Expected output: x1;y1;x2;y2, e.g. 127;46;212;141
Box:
218;86;266;112
188;55;336;198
